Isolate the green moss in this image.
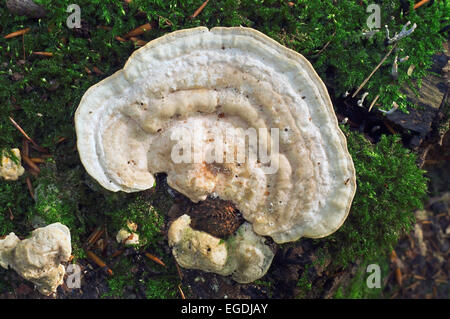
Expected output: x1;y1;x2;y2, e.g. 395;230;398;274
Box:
0;179;32;235
145;277;178;299
296;269;313;298
105;193;167;250
103;257;134;298
29;163;87;259
103;247;179;299
294;128;427;298
322;128;428;267
334;256;390;299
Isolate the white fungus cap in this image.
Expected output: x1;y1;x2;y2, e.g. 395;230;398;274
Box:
75;27;356;244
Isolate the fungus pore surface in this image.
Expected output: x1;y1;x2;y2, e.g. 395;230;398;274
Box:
75;27;356;243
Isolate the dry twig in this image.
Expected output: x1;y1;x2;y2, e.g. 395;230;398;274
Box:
129;37;148;46
111;249;124;258
352;43;398;98
55;137;67;144
144;252;166;267
174;258;183;281
92;66;104;75
383;120;397;134
115;36;127;42
22;139;29;158
86;250;113;276
32;51;53;57
178;284;186;299
85;227;104;249
22;154;40;174
311;31;336;57
190;0;209;18
26;177;34;199
368;94;380;112
123;23;152;39
395;268;403;286
414;0;431;10
9;117;47;153
3;27;30;39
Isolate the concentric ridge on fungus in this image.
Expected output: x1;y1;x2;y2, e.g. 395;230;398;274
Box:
75;27;357;244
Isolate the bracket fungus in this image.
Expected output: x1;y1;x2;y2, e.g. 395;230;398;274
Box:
75;27;356;279
0;223;72;295
168;214;274;283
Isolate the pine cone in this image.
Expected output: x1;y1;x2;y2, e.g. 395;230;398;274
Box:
188;197;244;239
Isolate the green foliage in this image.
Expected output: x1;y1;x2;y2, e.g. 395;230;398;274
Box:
322;127;428;267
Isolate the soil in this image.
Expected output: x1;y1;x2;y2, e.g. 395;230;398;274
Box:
384;192;450;299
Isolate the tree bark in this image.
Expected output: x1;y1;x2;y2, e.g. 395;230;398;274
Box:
6;0;47;19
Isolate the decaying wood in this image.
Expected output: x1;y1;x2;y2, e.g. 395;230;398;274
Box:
6;0;47;19
416;87;449;167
